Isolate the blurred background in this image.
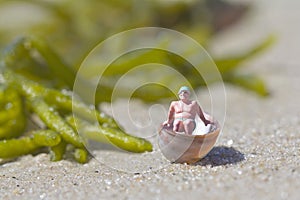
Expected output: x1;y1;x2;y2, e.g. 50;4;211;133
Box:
2;0;300;135
0;0;279;104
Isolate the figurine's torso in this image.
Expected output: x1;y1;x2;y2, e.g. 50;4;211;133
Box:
172;100;198;120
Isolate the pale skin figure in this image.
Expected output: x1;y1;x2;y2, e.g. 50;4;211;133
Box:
163;86;211;135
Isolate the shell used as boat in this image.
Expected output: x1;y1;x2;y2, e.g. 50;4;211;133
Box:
158;114;220;164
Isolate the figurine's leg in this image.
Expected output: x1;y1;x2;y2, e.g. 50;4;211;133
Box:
183;119;196;135
173;120;181;132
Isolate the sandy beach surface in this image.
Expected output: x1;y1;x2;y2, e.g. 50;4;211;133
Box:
1;1;299;199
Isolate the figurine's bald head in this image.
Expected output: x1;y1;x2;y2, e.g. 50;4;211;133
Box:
178;86;191;100
178;86;191;95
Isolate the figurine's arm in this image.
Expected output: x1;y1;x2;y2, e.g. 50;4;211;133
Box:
163;102;175;126
197;104;210;126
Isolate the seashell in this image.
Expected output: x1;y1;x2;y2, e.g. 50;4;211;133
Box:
158;114;220;164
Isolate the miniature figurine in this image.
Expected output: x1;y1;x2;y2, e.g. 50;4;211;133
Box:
163;86;211;135
159;86;220;164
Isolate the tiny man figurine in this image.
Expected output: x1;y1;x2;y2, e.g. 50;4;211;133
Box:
163;86;211;135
